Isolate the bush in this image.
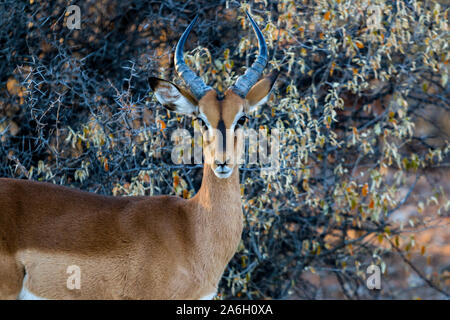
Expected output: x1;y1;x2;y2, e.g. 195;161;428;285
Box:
1;0;449;299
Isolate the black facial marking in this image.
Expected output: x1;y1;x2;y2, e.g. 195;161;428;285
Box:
218;119;226;153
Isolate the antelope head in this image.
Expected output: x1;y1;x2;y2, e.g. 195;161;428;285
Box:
149;12;278;179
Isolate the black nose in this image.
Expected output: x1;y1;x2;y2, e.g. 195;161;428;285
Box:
215;159;230;167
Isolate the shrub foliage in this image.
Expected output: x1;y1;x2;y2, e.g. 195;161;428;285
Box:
0;0;449;299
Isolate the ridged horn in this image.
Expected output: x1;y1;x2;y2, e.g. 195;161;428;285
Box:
174;15;212;100
230;11;268;98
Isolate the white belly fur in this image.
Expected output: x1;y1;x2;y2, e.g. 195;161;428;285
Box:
18;274;47;300
17;273;215;300
199;292;216;300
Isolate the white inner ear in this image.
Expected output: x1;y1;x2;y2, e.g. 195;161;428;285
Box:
247;93;270;113
155;83;197;115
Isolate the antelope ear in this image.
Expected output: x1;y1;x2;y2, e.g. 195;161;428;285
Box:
149;77;198;116
245;71;279;113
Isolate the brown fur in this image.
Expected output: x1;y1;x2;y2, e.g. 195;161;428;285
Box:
0;165;242;299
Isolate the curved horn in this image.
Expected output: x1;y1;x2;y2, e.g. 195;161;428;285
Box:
231;11;268;98
175;15;212;100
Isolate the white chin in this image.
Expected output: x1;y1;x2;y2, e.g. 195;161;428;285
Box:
214;168;233;179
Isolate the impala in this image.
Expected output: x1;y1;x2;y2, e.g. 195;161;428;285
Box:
0;11;278;300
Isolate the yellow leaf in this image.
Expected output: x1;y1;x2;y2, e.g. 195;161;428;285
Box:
329;62;336;76
157;119;166;131
351;198;357;210
76;138;83;151
362;183;369;197
355;41;364;49
378;234;383;244
224;48;230;60
6;78;19;95
302;179;309;191
324;11;331;21
173;175;180;188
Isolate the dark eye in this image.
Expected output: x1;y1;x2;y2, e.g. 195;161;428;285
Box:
196;117;208;130
236;115;248;127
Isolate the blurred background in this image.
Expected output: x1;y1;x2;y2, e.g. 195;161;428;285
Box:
0;0;449;299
